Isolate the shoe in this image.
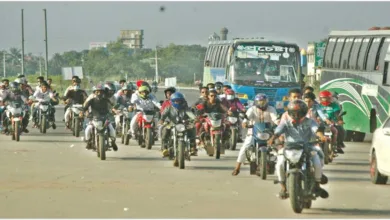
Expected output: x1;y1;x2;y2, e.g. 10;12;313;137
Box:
111;141;118;151
337;147;344;154
320;174;328;185
173;158;179;167
162;149;169;157
52;123;57;130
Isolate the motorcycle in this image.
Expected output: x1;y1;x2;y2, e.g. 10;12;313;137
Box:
136;110;156;149
321;111;347;164
5;101;25;141
225;108;245;151
36;100;53;134
70;104;84;137
120;104;135;145
245;122;277;179
282;140;326;213
167;111;196;169
199;112;225;159
90;115;111;160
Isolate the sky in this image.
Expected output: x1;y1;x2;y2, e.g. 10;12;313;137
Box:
1;1;390;57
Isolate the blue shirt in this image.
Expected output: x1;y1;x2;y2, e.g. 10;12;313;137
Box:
274;117;319;144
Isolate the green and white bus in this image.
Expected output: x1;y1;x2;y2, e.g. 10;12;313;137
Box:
321;30;390;142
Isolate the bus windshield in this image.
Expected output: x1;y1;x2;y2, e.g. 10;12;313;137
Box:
232;44;299;83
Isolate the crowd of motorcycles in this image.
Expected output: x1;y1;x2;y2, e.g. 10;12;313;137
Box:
0;77;348;214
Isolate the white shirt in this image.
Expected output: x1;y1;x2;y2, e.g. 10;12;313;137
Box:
244;105;278;125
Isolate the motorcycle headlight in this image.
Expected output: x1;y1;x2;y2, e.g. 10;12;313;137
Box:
40;105;48;111
93;120;104;130
284;149;303;164
227;116;238;124
210;119;221;127
256;132;270;140
175;124;186;132
324;131;332;136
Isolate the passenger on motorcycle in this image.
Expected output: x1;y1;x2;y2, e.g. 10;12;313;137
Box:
161;87;176;112
221;89;245;142
63;84;88;129
64;77;81;115
82;84;118;151
231;93;278;176
319;90;345;154
35;76;45;92
1;82;29;134
114;79;127;99
215;82;225;99
2;79;9;89
222;84;232;94
280;88;302;123
114;84;135;128
131;80;158;103
129;85;161;139
160;92;197;159
206;83;215;90
30;81;58;129
267;100;329;200
192;86;209;137
303;92;328;123
15;78;34;97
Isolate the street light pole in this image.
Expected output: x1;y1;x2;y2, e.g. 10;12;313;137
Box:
21;9;25;76
43;9;49;80
155;46;158;83
3;51;6;78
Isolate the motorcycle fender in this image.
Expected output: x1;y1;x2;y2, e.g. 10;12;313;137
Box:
287;168;303;176
144;123;152;128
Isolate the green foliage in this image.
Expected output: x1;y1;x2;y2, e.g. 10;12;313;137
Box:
1;42;207;86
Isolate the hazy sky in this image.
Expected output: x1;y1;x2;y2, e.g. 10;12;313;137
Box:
1;1;389;57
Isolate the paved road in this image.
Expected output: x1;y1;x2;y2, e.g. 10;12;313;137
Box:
0;89;389;218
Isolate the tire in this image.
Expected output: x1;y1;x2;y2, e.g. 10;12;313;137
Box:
229;128;237;150
370;151;388;184
288;173;303;214
344;130;353;142
370;109;377;133
303;200;312;209
74;118;80;138
250;162;257;175
145;128;153;150
11;122;15;141
214;134;221;159
41;115;47;134
15;121;20;142
72;117;75;136
323;143;329;165
178;140;185;169
99;134;106;160
259;151;267;180
353;132;365;142
96;134;100;158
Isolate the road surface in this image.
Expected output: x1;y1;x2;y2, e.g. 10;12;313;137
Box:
0;89;389;218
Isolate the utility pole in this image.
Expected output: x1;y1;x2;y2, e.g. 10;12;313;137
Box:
39;54;42;76
43;9;49;80
21;9;25;76
3;51;5;78
155;46;158;83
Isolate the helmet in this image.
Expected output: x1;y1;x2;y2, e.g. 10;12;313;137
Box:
225;89;236;101
92;84;105;92
215;82;223;90
122;84;134;91
287;100;308;124
15;78;27;85
9;82;21;93
164;87;176;98
136;80;144;88
319;90;332;106
138;86;150;99
104;82;116;93
254;93;269;110
170;92;186;110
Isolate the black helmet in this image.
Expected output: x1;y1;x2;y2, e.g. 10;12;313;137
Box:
287;99;308;124
215;82;223;90
9;81;21;93
164;87;176;97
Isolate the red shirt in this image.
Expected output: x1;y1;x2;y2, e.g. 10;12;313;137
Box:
161;100;171;113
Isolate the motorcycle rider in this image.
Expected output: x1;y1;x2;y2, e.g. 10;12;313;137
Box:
280;88;302;122
1;81;29;134
215;82;224;99
319;90;345;154
35;76;45;92
64;83;88;129
232;93;278;176
303;86;314;95
131;80;157;103
16;78;34;97
129;85;161;139
63;77;81;116
159;92;197;160
2;79;9;89
161;87;176;112
114;79;127;99
81;84;118;151
30;81;58;129
115;83;135;129
192;86;209;138
206;83;215;90
221;89;245;143
222;84;232;94
267;100;329;200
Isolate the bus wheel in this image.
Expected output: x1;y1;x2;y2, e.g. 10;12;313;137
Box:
353;132;366;142
370;109;377;133
344;130;353;142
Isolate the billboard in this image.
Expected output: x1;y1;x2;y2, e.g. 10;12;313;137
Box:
62;66;84;80
165;77;177;87
89;42;108;50
314;42;326;68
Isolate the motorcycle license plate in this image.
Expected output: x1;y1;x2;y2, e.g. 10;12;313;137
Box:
324;132;332;136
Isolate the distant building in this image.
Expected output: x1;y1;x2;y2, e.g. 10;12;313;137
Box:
119;30;144;49
89;42;108;50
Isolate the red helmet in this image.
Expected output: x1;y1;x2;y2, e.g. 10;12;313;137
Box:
136;80;144;88
225;89;235;101
319;90;332;106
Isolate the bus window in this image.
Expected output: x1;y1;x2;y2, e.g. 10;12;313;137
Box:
377;38;390;72
340;38;354;69
366;37;384;71
383;62;389;85
348;38;363;70
205;46;212;65
324;38;337;68
332;38;345;68
357;37;372;70
215;46;223;67
217;45;226;68
221;46;229;67
210;45;218;67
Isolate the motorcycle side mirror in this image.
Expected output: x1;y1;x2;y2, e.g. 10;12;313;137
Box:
340;111;347;117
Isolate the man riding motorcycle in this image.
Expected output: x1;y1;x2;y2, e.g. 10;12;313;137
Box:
2;79;10;89
232;93;278;175
63;77;81;116
221;89;245;143
1;82;29;134
115;84;135;129
267;100;329;200
30;81;58;129
215;82;224;99
129;85;161;139
64;84;88;129
82;84;118;151
114;79;127;99
192;86;209;137
161;87;176;112
319;90;345;154
160;92;197;160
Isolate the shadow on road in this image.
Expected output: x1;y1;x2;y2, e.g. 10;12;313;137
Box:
328;176;370;182
308;208;390;217
23;139;79;143
190;166;234;171
110;157;166;162
332;162;369;167
323;169;368;174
